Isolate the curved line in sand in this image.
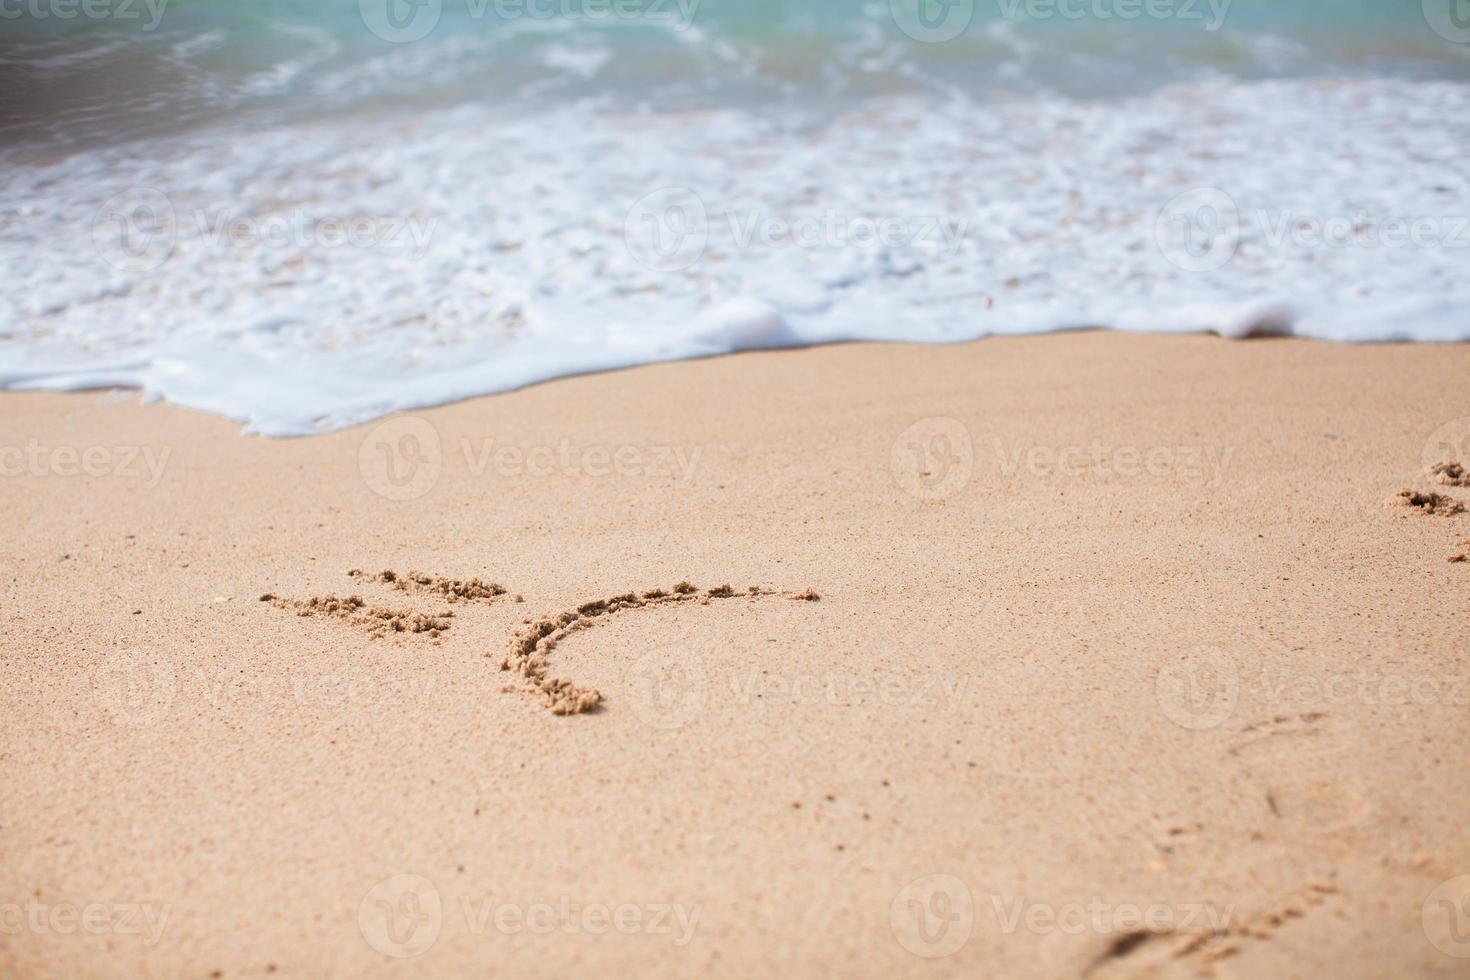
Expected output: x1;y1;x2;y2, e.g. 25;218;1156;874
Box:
500;582;820;716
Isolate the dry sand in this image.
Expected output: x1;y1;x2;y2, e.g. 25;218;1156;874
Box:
1;332;1468;978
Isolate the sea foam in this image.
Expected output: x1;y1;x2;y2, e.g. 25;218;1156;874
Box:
2;78;1467;434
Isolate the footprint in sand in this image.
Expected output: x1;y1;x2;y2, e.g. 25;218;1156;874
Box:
1227;711;1334;758
1082;883;1340;979
1227;713;1373;833
501;583;820;716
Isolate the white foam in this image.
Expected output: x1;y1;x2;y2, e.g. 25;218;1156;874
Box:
539;40;613;79
2;78;1467;435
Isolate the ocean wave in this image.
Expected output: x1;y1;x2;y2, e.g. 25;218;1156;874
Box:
2;77;1467;434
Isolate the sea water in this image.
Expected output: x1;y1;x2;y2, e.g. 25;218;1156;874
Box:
2;0;1468;433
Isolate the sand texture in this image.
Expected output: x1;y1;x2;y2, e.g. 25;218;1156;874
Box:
2;333;1469;978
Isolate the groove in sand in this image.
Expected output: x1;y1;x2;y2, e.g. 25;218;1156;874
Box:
260;592;454;638
501;582;820;716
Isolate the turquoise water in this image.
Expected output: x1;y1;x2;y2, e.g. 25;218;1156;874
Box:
3;1;1468;432
3;0;1468;150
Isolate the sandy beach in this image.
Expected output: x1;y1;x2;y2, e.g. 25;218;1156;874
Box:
2;332;1469;978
